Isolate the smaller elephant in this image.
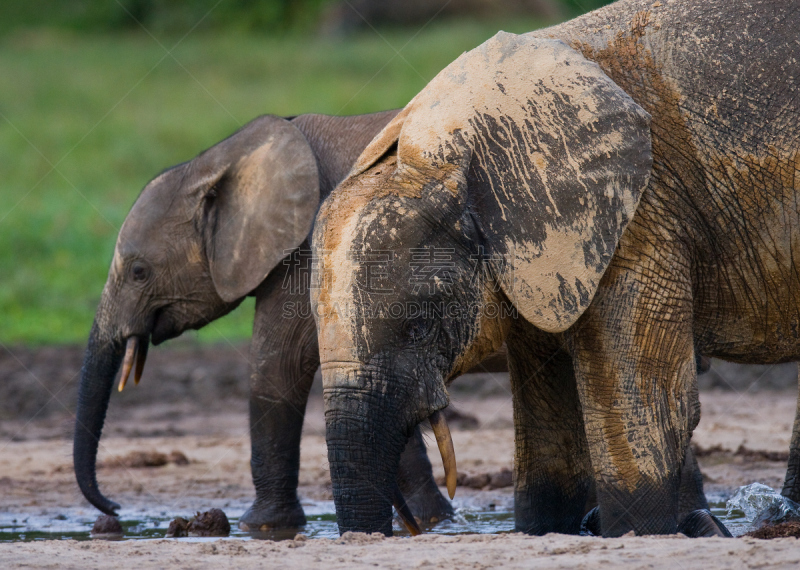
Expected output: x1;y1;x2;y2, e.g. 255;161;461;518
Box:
73;110;461;531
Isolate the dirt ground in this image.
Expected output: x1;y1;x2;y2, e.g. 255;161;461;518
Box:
1;345;799;568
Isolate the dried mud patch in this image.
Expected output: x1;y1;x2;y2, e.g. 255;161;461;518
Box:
90;515;123;538
436;467;513;490
99;449;190;469
692;443;790;463
746;520;800;539
187;508;231;537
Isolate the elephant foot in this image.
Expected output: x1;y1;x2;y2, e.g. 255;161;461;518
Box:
237;500;306;533
580;507;731;538
677;509;732;537
402;487;455;526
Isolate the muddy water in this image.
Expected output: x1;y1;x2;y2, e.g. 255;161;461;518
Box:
0;502;513;543
0;490;755;542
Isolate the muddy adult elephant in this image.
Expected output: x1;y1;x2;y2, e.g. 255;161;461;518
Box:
73;110;463;532
312;0;799;537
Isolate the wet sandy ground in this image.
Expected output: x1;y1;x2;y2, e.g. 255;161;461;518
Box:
1;386;800;567
3;531;800;569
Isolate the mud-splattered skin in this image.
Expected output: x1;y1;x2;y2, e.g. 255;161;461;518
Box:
73;111;457;532
314;0;799;537
536;0;800;534
541;0;800;361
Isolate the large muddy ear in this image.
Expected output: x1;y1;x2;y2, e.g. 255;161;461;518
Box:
393;33;652;332
200;116;319;302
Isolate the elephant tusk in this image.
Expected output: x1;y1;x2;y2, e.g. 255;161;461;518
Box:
134;338;148;385
117;337;139;392
392;484;422;536
429;410;457;500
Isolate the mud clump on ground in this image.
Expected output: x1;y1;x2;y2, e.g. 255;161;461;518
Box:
166;517;190;538
189;509;231;537
189;508;231;537
100;450;190;469
90;515;123;538
166;510;230;537
746;520;800;539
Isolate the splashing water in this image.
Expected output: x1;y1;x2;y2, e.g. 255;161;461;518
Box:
725;483;800;532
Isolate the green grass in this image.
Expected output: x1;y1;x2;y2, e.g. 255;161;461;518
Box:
0;17;549;345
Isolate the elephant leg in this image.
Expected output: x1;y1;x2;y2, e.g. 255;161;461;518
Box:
508;324;593;535
782;363;800;502
675;443;730;536
584;387;705;534
678;374;710;515
674;373;729;536
239;251;319;531
567;244;698;537
678;445;709;513
582;445;720;536
396;426;454;525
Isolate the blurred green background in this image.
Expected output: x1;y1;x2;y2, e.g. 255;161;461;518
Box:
0;0;612;345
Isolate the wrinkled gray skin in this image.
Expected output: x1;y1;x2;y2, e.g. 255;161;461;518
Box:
73;110;457;530
314;0;799;537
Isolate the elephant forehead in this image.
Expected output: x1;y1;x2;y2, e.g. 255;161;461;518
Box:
119;165;188;241
316;153;413;310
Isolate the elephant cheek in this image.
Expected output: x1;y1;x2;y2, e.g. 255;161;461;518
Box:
450;287;511;379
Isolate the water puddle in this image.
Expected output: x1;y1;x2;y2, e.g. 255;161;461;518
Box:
2;486;791;542
0;493;515;543
707;495;749;537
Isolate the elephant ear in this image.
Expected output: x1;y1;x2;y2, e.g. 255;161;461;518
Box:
198;115;319;302
347;106;411;178
379;33;653;333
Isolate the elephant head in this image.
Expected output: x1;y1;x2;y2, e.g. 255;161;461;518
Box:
74;116;319;515
312;33;652;534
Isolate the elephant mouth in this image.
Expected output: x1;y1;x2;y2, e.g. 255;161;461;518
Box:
117;334;149;392
117;309;165;392
150;306;178;345
388;410;456;536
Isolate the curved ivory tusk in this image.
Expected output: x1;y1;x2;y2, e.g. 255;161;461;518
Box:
118;337;139;392
134;338;148;385
429;410;457;500
392;485;422;536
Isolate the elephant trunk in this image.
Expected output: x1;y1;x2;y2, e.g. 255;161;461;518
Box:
325;378;409;536
73;319;124;515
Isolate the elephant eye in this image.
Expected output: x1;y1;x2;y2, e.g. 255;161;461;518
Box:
130;261;150;283
402;318;433;343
